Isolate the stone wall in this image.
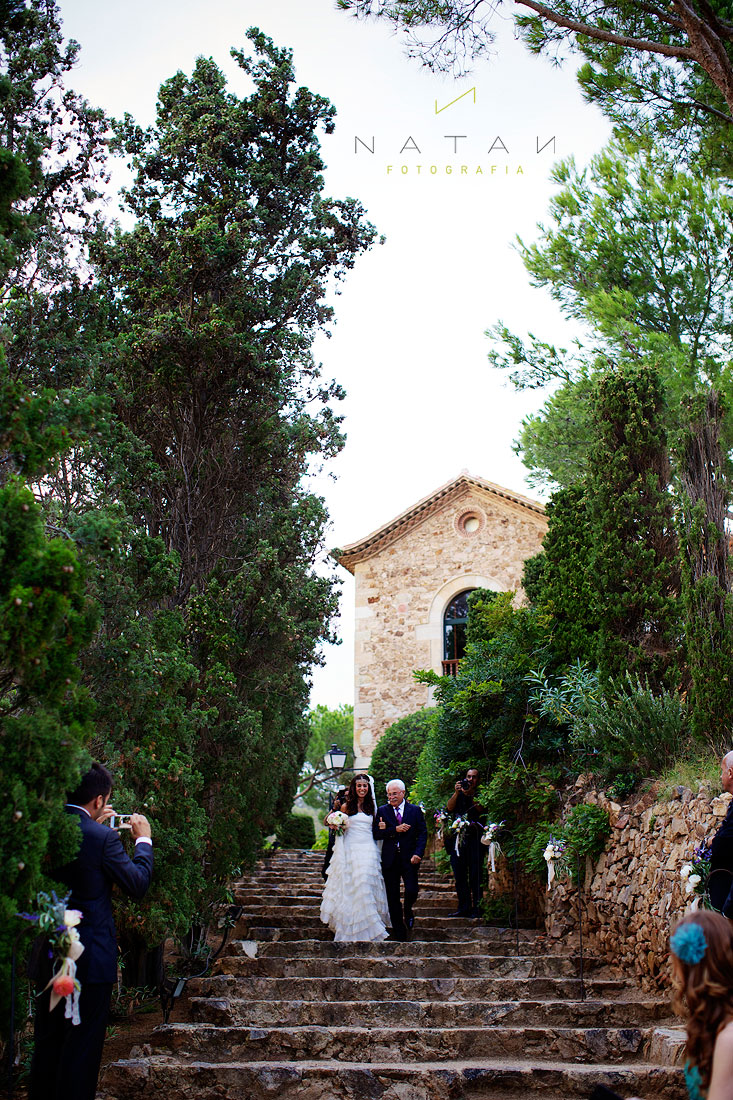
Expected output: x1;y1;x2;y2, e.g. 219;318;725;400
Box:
543;778;729;988
350;487;546;767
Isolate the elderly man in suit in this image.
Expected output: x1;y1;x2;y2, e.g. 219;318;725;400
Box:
29;762;154;1100
374;779;427;941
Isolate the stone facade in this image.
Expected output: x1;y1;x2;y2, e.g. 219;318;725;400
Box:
543;778;728;989
337;473;547;769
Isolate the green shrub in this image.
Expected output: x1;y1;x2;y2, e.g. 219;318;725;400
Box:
311;829;329;851
564;803;610;864
370;709;438;800
276;813;316;849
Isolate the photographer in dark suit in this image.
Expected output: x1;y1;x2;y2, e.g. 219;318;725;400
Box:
29;762;154;1100
374;779;427;941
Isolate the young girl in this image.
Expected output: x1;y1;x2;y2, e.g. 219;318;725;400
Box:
669;911;733;1100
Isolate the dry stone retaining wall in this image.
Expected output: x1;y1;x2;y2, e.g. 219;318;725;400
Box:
544;779;730;988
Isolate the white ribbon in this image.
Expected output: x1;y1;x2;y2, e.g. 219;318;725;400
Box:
546;859;556;892
487;840;498;873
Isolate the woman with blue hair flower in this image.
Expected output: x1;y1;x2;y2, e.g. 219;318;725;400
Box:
669;911;733;1099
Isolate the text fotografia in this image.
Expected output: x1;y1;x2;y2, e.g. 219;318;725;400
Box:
387;164;523;176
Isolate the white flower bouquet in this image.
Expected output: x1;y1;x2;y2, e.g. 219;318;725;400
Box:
543;835;569;891
325;810;349;836
481;820;505;872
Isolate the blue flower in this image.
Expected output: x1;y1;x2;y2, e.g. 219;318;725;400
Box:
671;923;707;966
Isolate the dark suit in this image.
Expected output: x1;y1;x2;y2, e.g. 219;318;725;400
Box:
710;800;733;914
374;801;427;940
29;807;154;1100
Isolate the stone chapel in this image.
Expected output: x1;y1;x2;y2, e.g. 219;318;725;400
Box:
336;471;547;769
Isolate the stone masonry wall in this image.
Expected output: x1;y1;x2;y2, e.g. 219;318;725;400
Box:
352;487;546;766
544;778;729;989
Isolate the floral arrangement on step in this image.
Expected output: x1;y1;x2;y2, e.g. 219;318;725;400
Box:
19;891;84;1024
325;810;349;836
481;820;505;872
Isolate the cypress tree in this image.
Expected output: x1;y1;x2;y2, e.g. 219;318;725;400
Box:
587;362;681;690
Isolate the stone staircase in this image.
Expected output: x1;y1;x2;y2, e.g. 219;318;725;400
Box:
100;849;686;1100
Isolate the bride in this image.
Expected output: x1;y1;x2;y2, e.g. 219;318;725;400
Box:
320;773;390;942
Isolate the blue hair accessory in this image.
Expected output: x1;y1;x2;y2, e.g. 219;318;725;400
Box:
670;923;707;965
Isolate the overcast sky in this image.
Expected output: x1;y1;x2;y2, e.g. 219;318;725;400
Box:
58;0;610;708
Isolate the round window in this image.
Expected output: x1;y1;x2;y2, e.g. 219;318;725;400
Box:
455;509;483;536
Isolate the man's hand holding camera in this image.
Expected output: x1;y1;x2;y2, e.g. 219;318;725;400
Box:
100;805;152;840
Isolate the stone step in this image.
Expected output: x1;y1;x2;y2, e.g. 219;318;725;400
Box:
236;904;462;920
230;935;543;958
239;923;537;942
148;1021;660;1064
189;974;630;1002
233;889;456;903
100;1056;686;1099
190;995;674;1029
235;913;508;930
238;876;454;891
213;953;601;979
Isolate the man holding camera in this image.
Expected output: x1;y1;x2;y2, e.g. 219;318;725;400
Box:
29;762;154;1100
445;767;485;918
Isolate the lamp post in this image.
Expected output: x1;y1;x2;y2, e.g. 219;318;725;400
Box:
323;744;347;772
323;745;347;811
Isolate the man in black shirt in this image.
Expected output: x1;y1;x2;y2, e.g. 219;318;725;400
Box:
445;767;485;917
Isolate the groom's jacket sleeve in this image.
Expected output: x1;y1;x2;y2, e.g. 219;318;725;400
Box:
413;805;428;858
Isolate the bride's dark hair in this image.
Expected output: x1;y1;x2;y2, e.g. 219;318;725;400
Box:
344;773;376;817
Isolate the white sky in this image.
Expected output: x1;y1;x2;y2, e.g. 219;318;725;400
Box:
58;0;610;708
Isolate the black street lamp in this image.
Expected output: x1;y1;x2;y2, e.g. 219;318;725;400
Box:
323;744;347;772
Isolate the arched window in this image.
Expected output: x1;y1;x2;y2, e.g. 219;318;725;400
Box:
442;589;473;675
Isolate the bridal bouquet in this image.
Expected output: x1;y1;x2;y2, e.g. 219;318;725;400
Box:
325;810;349;835
19;890;84;1023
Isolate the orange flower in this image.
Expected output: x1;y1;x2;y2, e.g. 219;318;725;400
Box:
53;974;75;997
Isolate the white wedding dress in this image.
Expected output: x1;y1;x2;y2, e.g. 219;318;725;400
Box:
320;812;390;942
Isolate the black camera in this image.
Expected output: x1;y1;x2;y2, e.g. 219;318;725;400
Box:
460;779;470;790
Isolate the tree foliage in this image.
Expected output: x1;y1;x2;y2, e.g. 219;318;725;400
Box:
370;708;437;800
338;0;733;165
588;362;681;690
0;11;377;1022
523;486;598;666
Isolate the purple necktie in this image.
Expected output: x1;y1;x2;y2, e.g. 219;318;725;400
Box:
395;808;402;824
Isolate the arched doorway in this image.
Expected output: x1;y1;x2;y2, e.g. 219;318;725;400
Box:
442;589;474;675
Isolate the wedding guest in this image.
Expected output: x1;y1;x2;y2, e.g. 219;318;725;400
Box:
445;767;485;917
668;910;733;1100
29;762;154;1100
707;751;733;913
321;786;348;881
